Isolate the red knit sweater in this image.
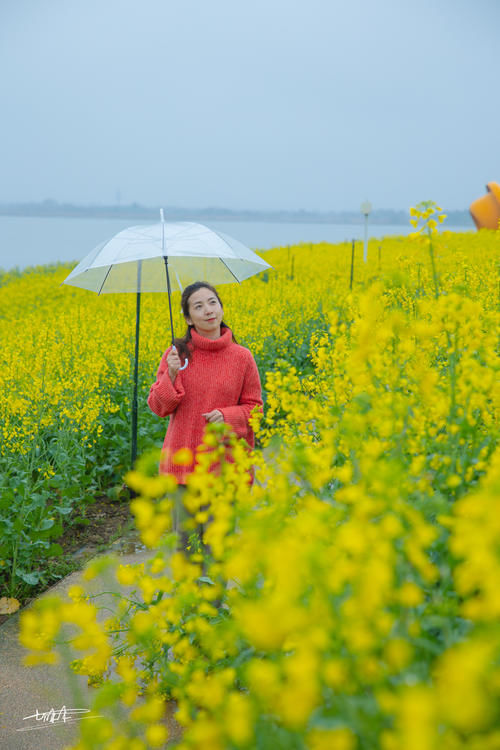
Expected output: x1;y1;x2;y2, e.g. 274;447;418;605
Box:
147;326;263;484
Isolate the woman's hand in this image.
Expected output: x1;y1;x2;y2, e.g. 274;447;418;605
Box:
166;347;182;383
202;409;224;423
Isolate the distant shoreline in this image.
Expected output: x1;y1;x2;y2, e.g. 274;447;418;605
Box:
0;201;473;227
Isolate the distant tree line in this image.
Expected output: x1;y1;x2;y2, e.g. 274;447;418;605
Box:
0;199;473;226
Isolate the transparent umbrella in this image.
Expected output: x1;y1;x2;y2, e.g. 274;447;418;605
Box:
63;210;272;466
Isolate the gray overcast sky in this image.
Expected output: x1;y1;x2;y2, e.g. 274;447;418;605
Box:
1;0;499;211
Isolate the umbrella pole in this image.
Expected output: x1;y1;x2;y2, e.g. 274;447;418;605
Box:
160;209;176;346
131;262;142;468
163;255;176;345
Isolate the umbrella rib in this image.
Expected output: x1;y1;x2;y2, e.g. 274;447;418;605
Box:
97;266;112;295
200;224;248;256
219;258;241;283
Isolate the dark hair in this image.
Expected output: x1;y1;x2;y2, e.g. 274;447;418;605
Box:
174;281;237;362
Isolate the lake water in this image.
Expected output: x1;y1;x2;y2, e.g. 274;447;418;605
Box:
0;215;474;271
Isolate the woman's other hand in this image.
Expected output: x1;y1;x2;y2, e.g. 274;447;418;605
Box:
167;347;182;383
202;409;224;423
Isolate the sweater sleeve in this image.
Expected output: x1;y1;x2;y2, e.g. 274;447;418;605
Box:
219;354;263;438
147;348;186;418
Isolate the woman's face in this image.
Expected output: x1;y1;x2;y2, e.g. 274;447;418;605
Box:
185;286;223;338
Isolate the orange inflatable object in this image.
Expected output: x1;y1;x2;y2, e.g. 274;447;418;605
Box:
470;182;500;230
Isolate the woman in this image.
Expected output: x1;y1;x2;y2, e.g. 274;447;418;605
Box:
147;281;263;547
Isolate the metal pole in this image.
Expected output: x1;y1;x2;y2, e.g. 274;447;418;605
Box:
160;208;176;345
163;256;175;345
360;200;372;263
131;260;142;468
363;214;368;263
350;239;355;290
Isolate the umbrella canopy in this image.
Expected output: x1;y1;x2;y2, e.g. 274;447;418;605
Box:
62;217;272;468
64;221;271;294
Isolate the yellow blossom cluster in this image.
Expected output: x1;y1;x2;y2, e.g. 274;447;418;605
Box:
11;221;500;748
20;421;500;749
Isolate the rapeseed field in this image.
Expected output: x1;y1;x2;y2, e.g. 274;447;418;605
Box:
5;215;500;748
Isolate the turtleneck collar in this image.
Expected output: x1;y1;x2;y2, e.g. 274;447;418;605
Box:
190;326;233;351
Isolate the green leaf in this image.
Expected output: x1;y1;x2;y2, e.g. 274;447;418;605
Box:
39;518;55;531
47;543;63;557
18;570;41;585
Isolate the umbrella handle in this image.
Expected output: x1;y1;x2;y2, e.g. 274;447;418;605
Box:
172;344;189;371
